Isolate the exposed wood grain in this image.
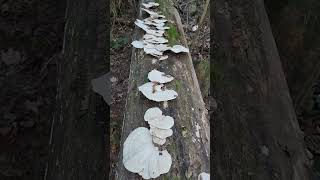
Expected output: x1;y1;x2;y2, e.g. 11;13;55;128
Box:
45;0;108;179
212;0;311;179
115;0;210;179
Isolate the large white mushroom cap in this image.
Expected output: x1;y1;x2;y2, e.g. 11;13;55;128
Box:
123;127;172;179
138;82;178;102
148;69;174;84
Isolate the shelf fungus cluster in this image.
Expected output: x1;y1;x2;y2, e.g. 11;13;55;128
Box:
144;107;174;145
130;1;189;60
123;1;194;179
123;127;172;179
139;69;177;102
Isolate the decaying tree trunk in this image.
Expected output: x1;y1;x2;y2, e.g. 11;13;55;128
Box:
45;0;108;179
115;0;210;179
212;0;311;179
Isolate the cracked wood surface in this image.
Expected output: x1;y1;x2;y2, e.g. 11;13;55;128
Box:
115;0;210;179
212;0;311;179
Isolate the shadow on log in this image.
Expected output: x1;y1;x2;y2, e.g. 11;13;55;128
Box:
115;0;210;179
45;0;108;179
212;0;311;179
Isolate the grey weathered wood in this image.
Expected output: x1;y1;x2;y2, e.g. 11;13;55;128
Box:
115;0;210;179
45;0;108;179
212;0;311;179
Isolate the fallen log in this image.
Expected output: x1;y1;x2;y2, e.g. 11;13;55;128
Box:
212;0;311;179
115;0;210;179
44;0;108;179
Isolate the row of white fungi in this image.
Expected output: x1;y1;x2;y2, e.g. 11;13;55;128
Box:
122;2;209;179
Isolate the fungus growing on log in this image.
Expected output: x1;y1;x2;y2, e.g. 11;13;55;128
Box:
142;2;159;9
148;69;174;83
144;107;174;145
131;41;145;49
138;82;178;102
170;45;189;53
123;127;172;179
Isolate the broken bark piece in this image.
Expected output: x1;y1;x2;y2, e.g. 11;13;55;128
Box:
91;73;111;105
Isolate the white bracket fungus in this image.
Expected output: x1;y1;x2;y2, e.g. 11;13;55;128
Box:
153;136;166;145
131;40;145;49
148;69;174;84
170;45;190;53
150;126;173;139
144;107;174;129
141;8;158;16
123;127;172;179
198;172;210;180
144;107;174;145
135;19;150;32
138;82;178;102
142;2;159;9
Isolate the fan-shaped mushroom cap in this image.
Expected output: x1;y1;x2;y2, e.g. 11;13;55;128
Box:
170;45;190;53
198;172;210;180
144;107;163;120
131;41;145;49
152;136;166;145
144;107;174;129
123;127;172;179
150;126;173;139
152;19;167;24
135;19;150;32
143;35;168;44
146;29;164;37
156;26;170;30
141;8;158;16
155;44;171;52
144;47;163;56
148;69;174;84
142;2;159;9
123;127;154;173
138;82;178;102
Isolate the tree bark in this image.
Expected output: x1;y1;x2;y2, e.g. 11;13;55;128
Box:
115;0;210;179
212;0;311;179
45;0;108;179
